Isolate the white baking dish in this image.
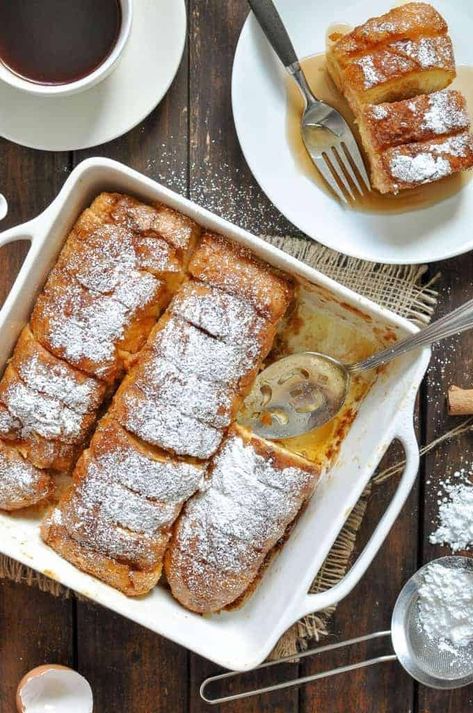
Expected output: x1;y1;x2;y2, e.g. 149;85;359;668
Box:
0;158;430;671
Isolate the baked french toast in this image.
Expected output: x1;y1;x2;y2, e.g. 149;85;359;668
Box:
327;3;456;112
327;3;473;193
0;192;197;507
358;89;473;192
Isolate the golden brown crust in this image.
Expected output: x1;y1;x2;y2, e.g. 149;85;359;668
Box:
326;3;455;111
41;509;161;596
90;192;201;260
0;439;53;510
168;279;277;361
331;3;448;62
11;326;107;412
43;412;204;594
165;424;321;613
359;89;470;151
0;191;194;511
188;233;293;321
379;131;473;192
357;90;473;193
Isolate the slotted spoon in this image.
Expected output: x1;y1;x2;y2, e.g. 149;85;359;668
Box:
240;295;473;439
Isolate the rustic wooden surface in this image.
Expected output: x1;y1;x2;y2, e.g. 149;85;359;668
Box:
0;1;472;711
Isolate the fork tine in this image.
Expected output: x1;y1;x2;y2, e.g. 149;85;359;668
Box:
332;145;364;196
326;149;357;201
341;135;371;191
314;155;349;204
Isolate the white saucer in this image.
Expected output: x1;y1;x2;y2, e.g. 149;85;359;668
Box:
0;0;186;152
232;0;473;264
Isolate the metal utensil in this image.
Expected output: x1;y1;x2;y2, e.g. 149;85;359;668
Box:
240;296;473;439
248;0;370;202
200;556;473;704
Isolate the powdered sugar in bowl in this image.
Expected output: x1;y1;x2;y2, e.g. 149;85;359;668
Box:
391;555;473;689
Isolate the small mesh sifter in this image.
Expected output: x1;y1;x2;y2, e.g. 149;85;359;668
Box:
200;556;473;704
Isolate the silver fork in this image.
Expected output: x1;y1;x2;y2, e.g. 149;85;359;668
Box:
248;0;371;202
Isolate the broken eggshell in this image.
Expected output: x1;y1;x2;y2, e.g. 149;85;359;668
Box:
16;664;93;713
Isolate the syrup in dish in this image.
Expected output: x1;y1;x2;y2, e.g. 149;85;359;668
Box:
265;284;386;467
286;30;473;213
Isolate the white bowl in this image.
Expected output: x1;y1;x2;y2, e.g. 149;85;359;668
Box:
0;0;133;97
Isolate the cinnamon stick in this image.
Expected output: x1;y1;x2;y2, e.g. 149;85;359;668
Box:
448;385;473;416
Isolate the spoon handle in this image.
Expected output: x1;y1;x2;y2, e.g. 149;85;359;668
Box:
350;297;473;373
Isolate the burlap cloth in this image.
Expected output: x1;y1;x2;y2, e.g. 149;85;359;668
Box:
0;239;451;658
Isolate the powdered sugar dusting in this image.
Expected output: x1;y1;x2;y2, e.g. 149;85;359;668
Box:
418;563;473;655
371;105;389;120
79;477;179;535
170;281;267;345
390;152;451;185
1;377;88;443
355;35;453;90
169;430;319;610
421;90;470;135
16;350;102;415
355;55;383;89
0;443;49;507
136;357;236;429
394;35;453;69
59;422;202;566
430;468;473;552
151;316;260;387
39;277;129;378
90;428;203;502
118;386;224;459
64;224;165;311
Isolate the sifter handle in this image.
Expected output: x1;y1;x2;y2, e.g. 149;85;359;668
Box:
200;631;396;705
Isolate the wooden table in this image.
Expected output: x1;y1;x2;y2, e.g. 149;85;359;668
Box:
0;2;472;711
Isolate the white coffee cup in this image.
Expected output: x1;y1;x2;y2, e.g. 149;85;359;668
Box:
0;0;133;97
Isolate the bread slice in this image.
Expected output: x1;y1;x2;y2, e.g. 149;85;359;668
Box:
11;327;107;415
188;233;293;321
0;439;52;510
42;418;203;595
165;424;321;613
111;381;224;460
169;279;276;356
90;192;201;265
31;267;163;383
358;89;473;192
0;363;94;473
326;3;455;112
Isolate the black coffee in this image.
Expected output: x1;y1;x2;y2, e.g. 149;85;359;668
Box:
0;0;122;85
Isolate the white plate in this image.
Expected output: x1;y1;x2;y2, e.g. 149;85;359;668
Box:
0;0;186;151
232;0;473;264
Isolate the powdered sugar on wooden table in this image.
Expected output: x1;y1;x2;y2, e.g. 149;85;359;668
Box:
430;467;473;552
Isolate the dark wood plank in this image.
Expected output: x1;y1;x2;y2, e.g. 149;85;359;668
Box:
188;0;296;237
76;600;188;713
0;141;74;712
299;443;418;713
418;254;473;713
71;35;191;713
0;580;74;712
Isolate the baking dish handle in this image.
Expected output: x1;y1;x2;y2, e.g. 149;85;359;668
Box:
292;411;419;621
0;216;40;249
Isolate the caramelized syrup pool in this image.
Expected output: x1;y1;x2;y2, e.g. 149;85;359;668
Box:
0;0;121;86
286;33;473;213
